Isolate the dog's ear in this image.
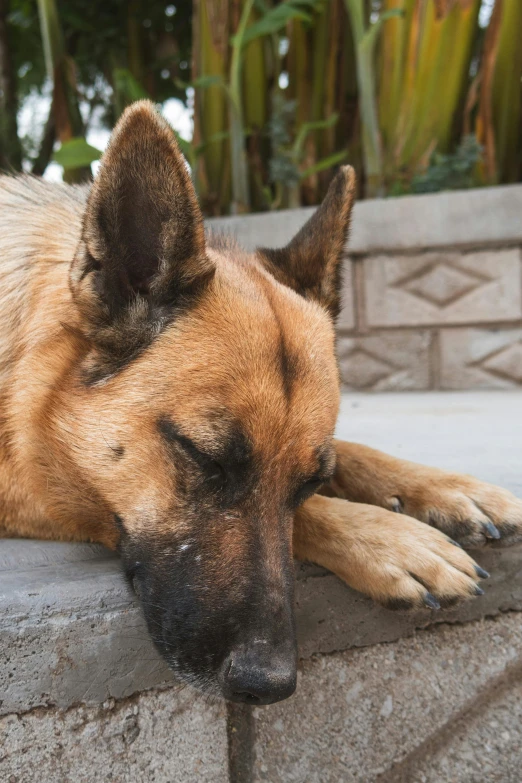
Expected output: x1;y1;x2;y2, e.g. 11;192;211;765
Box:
70;100;214;373
258;166;356;318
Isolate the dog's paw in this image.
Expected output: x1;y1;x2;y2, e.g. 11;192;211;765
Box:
386;473;522;549
351;511;487;610
297;498;488;610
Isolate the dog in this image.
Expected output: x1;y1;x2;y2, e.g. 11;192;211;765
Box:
1;101;521;705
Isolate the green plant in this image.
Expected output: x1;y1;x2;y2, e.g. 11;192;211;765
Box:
377;0;481;193
472;0;522;184
37;0;90;181
342;0;403;197
411;135;483;194
267;93;346;208
192;0;326;213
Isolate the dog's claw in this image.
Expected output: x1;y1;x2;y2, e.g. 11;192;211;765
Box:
390;497;403;514
474;565;490;579
424;593;441;610
483;521;501;540
473;585;485;596
449;539;464;548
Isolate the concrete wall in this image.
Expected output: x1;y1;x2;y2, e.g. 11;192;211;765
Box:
210;185;522;392
3;187;522;781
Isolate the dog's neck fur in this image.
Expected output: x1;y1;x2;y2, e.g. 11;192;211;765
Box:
0;177;111;542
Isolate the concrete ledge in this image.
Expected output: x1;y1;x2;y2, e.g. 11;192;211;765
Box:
207;185;522;254
0;687;228;783
2;392;522;717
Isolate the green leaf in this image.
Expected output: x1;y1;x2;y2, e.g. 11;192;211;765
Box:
300;150;348;179
112;68;148;104
53;138;102;169
360;9;405;55
176;75;225;91
236;0;324;47
195;130;230;154
293;113;340;157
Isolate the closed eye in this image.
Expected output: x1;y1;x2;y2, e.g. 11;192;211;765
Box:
158;417;226;488
177;437;226;486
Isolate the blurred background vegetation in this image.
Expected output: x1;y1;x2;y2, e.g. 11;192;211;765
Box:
0;0;520;213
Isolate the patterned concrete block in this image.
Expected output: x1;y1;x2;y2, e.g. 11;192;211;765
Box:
337;331;431;390
0;686;228;783
252;613;522;783
440;327;522;389
338;258;355;331
364;250;522;327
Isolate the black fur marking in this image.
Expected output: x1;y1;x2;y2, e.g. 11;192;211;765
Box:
157;415;256;508
110;444;125;459
261;285;301;403
114;514;126;535
290;444;335;508
80;271;214;386
119;525;296;697
316;444;336;478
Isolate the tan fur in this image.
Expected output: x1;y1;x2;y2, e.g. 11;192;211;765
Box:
1;100;521;623
330;441;522;549
294;495;481;608
0;174;338;549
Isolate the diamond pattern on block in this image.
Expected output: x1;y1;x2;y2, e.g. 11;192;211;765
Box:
480;342;522;384
343;349;395;389
400;263;486;308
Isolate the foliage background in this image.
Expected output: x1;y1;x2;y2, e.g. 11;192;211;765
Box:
0;0;520;214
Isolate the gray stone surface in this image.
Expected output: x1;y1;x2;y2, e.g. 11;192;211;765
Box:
252;612;522;783
337;331;432;390
440;327;522;390
0;542;173;715
411;680;522;783
0;685;228;783
207;184;522;255
335;391;522;493
2;392;522;715
363;250;522;327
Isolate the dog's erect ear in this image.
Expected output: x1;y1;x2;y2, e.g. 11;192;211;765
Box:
70;100;214;371
258;166;356;318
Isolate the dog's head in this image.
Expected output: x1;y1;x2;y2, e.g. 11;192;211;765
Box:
68;101;355;703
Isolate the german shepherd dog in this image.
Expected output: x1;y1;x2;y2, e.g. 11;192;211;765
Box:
1;101;521;704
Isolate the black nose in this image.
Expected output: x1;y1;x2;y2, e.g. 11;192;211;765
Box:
219;642;297;705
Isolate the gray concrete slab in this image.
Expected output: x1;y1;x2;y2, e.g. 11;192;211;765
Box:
336;391;522;494
207;185;522;255
0;685;229;783
2;392;522;713
252;611;522;783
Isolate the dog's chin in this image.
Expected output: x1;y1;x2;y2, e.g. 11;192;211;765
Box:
159;650;225;700
142;626;225;700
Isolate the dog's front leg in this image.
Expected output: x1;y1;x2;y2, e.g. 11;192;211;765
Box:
293;494;486;609
327;440;522;549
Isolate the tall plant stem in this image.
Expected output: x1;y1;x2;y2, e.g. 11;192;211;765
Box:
37;0;89;182
343;0;384;197
228;0;254;213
